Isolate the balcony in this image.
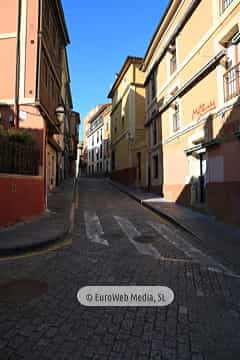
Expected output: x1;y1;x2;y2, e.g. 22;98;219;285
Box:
224;62;240;101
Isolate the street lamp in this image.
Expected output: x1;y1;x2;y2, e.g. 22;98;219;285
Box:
55;105;66;125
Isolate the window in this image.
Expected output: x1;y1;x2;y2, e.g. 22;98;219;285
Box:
221;0;234;13
172;102;180;132
92;149;94;162
97;131;99;143
100;129;102;141
153;155;159;179
92;135;94;146
100;144;102;159
169;40;177;75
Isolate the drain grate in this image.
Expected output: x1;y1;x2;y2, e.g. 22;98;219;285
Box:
0;279;48;304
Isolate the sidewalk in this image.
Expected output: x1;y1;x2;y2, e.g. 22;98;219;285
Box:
0;178;76;256
109;180;240;274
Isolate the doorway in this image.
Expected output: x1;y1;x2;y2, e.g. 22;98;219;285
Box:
190;150;207;205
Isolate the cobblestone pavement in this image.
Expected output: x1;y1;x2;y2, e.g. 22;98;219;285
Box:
0;178;240;360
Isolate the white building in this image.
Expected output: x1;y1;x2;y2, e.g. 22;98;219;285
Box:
87;104;111;176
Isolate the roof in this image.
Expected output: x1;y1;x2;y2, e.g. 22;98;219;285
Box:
107;56;143;99
88;104;111;123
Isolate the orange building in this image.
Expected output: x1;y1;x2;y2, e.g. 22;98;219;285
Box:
142;0;240;224
0;0;78;226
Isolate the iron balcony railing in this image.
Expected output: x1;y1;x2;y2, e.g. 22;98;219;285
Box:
224;62;240;101
0;141;40;175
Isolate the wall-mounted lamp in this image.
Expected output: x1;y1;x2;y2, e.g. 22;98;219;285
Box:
55;105;66;125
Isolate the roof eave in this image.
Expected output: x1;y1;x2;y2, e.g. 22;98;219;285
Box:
107;56;143;98
143;0;175;70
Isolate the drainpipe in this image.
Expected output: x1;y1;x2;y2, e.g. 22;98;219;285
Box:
38;0;48;210
36;0;48;210
15;0;22;128
36;0;42;103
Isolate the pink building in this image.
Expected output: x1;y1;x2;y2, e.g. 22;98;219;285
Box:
0;0;74;227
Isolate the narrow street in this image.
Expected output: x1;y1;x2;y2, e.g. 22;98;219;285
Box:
0;178;240;360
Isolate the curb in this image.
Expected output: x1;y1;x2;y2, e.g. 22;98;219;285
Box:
0;228;70;257
0;179;77;257
108;180;202;242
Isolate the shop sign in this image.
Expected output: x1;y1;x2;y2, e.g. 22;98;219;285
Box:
192;100;216;120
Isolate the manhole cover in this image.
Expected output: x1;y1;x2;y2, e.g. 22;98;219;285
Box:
0;279;48;304
133;235;157;244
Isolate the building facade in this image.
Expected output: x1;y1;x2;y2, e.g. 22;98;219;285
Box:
82;105;102;171
108;57;146;187
86;104;111;176
103;104;112;174
142;0;240;224
0;0;78;226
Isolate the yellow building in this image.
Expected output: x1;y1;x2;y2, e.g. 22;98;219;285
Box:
108;56;146;187
142;0;240;224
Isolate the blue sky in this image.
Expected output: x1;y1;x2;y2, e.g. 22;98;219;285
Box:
61;0;169;139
